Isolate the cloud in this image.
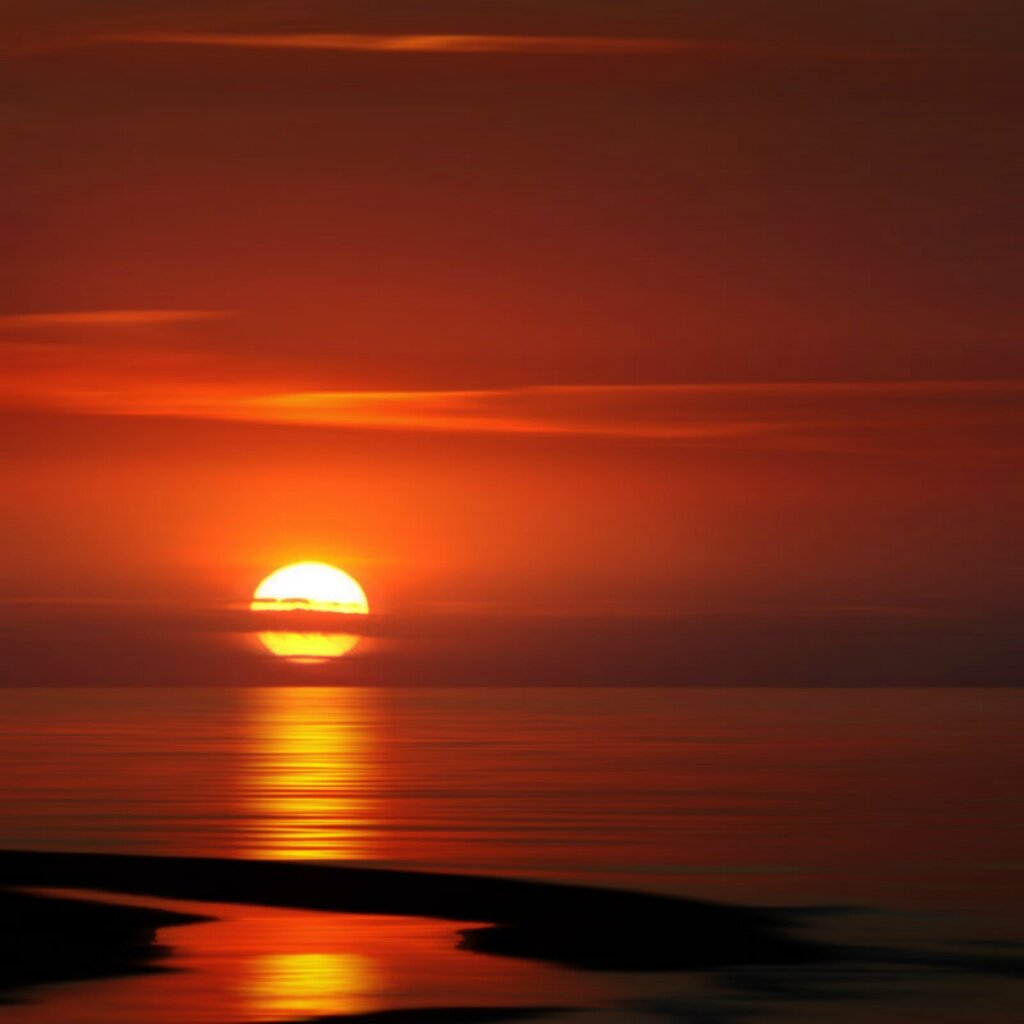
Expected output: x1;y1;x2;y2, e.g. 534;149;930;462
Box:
0;310;227;328
1;600;1019;688
0;319;1017;449
173;380;1024;452
100;32;702;56
88;31;913;62
0;326;1019;454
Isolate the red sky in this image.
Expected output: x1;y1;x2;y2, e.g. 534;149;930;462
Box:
1;2;1020;684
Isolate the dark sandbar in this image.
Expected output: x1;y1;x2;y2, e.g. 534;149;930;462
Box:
0;848;826;975
0;888;207;998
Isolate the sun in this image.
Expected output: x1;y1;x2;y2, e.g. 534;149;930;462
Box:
251;562;369;663
251;562;370;615
256;631;361;661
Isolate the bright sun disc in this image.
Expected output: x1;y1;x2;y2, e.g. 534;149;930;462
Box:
251;562;369;662
251;562;370;615
257;631;361;661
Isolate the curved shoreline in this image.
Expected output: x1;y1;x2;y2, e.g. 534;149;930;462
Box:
0;848;823;972
0;888;207;998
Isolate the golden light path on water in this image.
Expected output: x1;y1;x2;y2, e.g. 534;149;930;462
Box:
237;687;380;1012
241;687;378;861
241;950;379;1021
250;561;369;662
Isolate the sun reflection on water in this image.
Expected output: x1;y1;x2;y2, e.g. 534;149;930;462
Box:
241;687;378;861
242;951;378;1020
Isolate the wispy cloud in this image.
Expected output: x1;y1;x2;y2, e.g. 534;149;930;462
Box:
99;32;700;56
0;319;1017;448
156;380;1023;451
91;31;912;62
0;310;227;328
0;329;1018;453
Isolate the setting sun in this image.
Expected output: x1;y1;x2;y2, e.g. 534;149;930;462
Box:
251;562;370;615
251;562;369;662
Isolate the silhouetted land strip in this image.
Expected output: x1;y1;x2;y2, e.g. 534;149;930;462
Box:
0;848;826;973
0;889;207;999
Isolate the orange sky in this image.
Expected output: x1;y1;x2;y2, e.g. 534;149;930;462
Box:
1;2;1020;684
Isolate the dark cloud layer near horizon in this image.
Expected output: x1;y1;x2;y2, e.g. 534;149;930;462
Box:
1;602;1019;687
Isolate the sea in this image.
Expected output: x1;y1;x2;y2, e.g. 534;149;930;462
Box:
0;686;1020;1023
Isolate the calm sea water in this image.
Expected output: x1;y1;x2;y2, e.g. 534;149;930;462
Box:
0;687;1021;1023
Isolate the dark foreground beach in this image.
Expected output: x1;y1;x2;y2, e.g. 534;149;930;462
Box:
0;848;821;983
2;849;1021;1024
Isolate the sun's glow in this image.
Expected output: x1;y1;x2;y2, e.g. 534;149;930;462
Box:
251;562;369;662
252;562;370;614
241;688;377;860
243;952;379;1019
